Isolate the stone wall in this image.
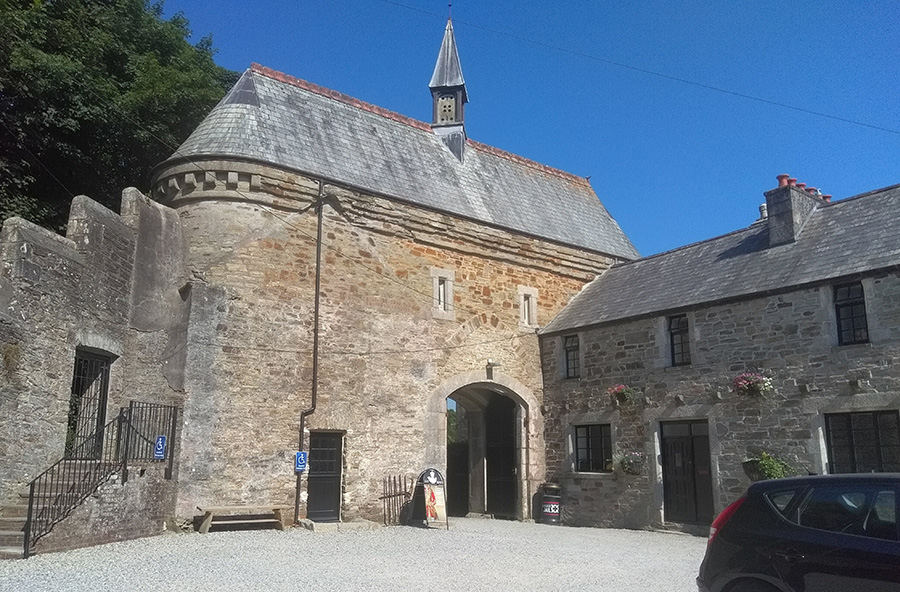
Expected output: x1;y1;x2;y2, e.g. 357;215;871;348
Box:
540;270;900;529
0;189;186;551
153;160;619;522
33;463;177;556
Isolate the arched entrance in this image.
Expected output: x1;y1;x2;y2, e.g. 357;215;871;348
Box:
443;382;531;520
427;370;543;521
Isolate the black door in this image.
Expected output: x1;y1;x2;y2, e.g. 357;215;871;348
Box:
661;420;714;524
485;396;517;518
307;432;342;522
65;351;111;459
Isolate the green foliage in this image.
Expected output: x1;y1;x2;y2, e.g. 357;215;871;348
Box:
743;451;796;481
0;0;238;231
446;408;458;443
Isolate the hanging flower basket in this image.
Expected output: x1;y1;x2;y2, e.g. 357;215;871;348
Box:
607;384;636;404
732;372;773;396
615;451;646;476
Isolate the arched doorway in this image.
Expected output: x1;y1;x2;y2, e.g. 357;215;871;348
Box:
446;383;523;519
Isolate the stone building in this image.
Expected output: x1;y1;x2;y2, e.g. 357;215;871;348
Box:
0;20;636;555
539;178;900;531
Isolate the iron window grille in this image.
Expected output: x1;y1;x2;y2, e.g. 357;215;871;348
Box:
825;411;900;473
65;351;111;459
575;424;612;472
835;282;869;345
563;335;580;379
668;314;691;366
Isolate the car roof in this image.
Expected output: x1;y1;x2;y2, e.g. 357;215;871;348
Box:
748;473;900;494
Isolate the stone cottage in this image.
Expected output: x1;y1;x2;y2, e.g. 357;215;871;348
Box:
0;19;637;556
539;178;900;531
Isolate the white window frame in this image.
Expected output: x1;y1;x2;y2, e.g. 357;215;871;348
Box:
431;267;455;321
518;285;538;328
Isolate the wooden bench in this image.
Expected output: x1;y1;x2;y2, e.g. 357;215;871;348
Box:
196;505;290;534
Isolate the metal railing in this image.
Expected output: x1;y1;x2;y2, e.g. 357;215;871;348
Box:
23;402;179;558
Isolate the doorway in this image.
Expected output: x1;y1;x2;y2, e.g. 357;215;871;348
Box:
306;432;343;522
660;420;714;524
65;351;111;458
445;386;521;519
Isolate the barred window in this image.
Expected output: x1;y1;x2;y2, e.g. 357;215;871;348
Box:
826;411;900;474
835;282;868;345
563;335;580;379
668;315;691;366
575;424;612;472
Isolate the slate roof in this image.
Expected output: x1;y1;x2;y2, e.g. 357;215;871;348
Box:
430;19;466;92
542;183;900;334
156;65;638;260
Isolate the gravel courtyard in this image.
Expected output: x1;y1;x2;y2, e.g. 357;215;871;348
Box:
0;518;707;592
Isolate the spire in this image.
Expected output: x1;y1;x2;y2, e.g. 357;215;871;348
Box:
429;19;467;100
429;18;468;162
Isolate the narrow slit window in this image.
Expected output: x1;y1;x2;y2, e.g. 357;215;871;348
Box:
668;315;691;366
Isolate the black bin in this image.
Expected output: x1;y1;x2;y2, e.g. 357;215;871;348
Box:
540;483;561;525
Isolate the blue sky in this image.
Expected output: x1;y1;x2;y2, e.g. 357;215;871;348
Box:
164;0;898;256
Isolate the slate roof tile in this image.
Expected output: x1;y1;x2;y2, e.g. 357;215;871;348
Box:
157;66;638;260
542;184;900;334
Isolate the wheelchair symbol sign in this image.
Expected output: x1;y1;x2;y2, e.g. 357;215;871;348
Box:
295;451;308;472
154;436;167;460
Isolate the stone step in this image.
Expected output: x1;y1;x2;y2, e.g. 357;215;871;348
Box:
0;546;24;561
0;505;28;518
0;517;25;530
0;531;24;547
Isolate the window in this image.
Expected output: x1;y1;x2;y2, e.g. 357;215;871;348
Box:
575;424;612;472
835;282;868;345
668;315;691;366
825;411;900;473
430;268;455;320
518;286;538;328
563;335;580;379
795;484;897;541
437;278;449;311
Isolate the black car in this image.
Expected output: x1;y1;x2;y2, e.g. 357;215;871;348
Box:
697;473;900;592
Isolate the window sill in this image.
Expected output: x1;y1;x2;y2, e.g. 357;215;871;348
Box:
569;471;616;480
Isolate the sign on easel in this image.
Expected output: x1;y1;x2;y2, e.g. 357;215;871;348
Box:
416;468;448;529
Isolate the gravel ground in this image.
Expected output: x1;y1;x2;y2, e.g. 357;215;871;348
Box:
0;519;707;592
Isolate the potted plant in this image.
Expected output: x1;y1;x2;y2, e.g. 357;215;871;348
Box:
732;372;774;396
742;451;795;481
607;384;636;404
615;451;646;476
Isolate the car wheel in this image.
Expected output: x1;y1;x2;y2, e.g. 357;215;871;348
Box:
725;579;783;592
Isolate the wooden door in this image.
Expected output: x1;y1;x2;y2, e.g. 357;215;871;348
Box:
307;432;343;522
661;420;714;524
485;396;517;518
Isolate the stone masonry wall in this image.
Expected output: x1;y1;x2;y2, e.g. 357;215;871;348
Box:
541;271;900;529
0;189;187;552
153;160;619;522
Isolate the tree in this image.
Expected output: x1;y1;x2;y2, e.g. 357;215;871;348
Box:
0;0;238;231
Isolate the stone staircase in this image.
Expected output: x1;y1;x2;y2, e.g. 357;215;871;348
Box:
0;502;27;560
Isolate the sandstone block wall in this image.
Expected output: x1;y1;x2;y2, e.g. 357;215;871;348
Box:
154;160;618;522
541;271;900;528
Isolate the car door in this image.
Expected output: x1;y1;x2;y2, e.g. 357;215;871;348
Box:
770;482;900;591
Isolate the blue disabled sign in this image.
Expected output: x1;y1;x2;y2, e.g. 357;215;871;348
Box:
295;451;308;473
154;436;167;460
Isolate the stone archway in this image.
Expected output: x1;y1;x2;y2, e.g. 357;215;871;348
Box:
426;370;544;520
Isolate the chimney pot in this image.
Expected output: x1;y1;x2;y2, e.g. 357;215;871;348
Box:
806;186;817;194
777;174;790;187
796;182;806;190
823;194;832;203
788;178;797;186
759;203;768;219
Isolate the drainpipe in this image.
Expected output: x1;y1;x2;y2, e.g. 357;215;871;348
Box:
294;181;325;524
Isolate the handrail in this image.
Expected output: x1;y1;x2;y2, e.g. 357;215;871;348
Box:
22;401;180;558
22;415;123;558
